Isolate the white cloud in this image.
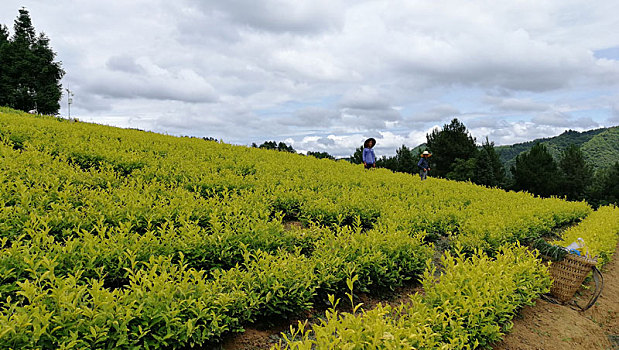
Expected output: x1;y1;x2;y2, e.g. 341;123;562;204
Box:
197;0;349;34
484;96;550;113
532;111;600;128
339;86;391;110
106;55;145;74
409;105;461;123
270;49;354;81
1;0;618;157
83;63;219;103
276;107;340;127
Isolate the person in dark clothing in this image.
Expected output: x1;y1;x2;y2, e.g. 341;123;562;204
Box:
418;150;431;180
363;138;376;169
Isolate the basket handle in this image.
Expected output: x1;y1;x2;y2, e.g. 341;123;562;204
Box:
570;266;604;312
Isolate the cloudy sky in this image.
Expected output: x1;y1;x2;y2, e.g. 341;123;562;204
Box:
2;1;618;157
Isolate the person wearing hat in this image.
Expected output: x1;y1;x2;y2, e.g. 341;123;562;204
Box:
418;151;431;180
363;138;376;169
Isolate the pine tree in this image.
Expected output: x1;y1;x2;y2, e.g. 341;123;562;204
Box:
394;145;415;174
426;118;477;178
376;155;397;170
277;141;295;153
447;157;477;181
0;8;64;114
258;141;277;150
307;151;335;160
257;141;295;153
558;144;592;201
587;162;619;207
474;137;505;187
0;24;10;104
31;33;64;114
511;143;560;197
350;146;363;164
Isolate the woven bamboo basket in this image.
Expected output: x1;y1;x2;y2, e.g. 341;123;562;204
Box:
549;253;597;303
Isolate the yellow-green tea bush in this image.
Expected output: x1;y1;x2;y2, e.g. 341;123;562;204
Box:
0;251;313;349
0;108;594;348
0;108;591;250
275;244;551;350
552;205;619;267
311;222;433;297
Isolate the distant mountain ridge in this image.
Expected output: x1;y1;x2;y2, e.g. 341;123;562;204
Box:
495;126;619;172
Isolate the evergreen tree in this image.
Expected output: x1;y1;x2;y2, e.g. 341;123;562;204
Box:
587;162;619;207
447;157;477;181
350;146;363;164
277;141;295;153
426;118;477;178
511;143;560;197
31;33;64;114
474;137;505;187
558;144;592;201
257;141;295;153
376;155;397;170
258;141;277;150
307;151;335;160
394;144;416;174
0;8;64;114
0;24;10;104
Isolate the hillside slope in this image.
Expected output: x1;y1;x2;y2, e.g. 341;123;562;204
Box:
581;127;619;170
496;126;618;172
0;107;600;349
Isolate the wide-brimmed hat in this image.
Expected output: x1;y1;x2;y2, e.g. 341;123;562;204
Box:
364;137;376;148
421;151;431;157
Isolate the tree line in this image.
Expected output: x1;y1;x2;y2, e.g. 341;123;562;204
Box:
249;118;617;208
0;8;64;115
349;118;617;208
0;9;325;158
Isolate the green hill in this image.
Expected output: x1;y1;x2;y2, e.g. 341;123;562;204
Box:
496;126;618;172
581;127;619;169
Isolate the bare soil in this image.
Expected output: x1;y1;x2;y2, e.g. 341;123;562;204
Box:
219;243;619;350
217;283;422;350
493;242;619;350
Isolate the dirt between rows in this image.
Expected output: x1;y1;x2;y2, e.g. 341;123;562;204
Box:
219;243;619;350
493;242;619;350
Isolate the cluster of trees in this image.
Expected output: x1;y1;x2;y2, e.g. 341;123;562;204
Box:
348;118;617;207
352;119;506;188
0;8;64;115
250;141;336;160
425;119;506;188
511;142;618;207
251;141;296;153
306;151;335;160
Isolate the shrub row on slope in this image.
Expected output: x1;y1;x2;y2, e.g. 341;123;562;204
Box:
0;225;432;349
274;244;550;350
552;205;619;267
0;108;594;349
0;109;591;252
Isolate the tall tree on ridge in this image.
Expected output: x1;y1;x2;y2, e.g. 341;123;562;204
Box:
394;144;416;174
426;118;477;178
511;143;560;197
587;161;619;207
0;8;64;114
350;146;363;164
558;144;592;201
474;137;505;187
0;24;11;104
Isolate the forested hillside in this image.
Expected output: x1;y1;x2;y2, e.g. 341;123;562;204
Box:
496;126;618;171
